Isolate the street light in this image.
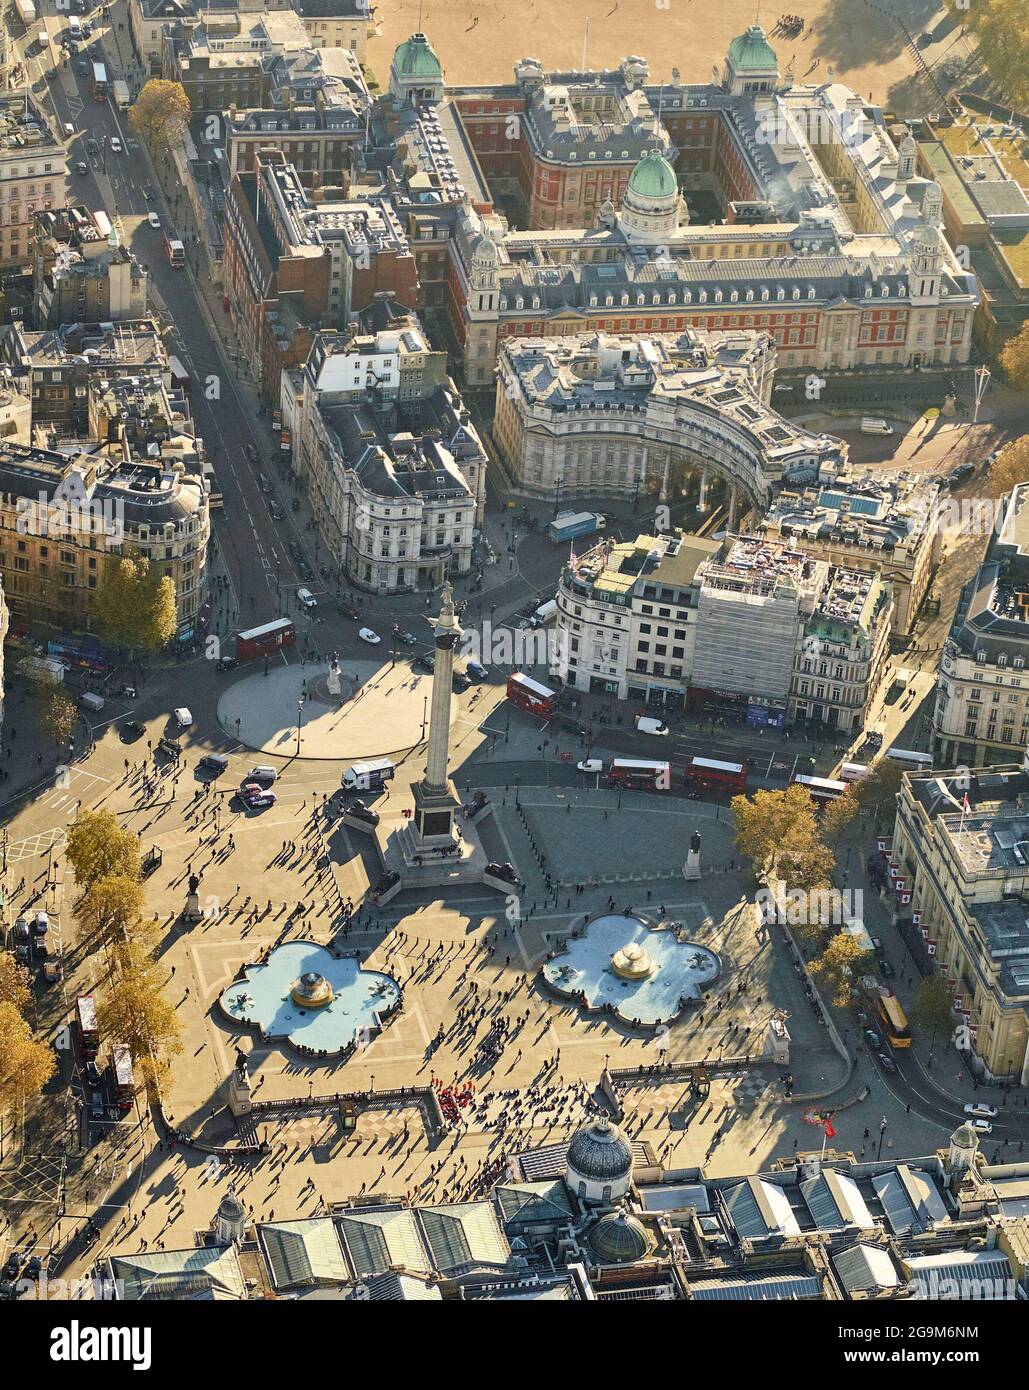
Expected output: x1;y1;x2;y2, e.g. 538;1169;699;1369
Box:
552;476;563;518
876;1115;888;1161
296;694;305;756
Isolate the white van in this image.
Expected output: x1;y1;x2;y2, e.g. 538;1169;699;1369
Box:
67;15;81;40
341;758;395;791
532;598;558;626
860;417;894;436
80;691;105;713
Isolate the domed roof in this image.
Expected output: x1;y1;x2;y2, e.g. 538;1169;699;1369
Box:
216;1188;245;1221
727;25;778;73
588;1211;652;1264
627;150;677;202
394;33;442;78
950;1123;979;1151
566;1117;634;1182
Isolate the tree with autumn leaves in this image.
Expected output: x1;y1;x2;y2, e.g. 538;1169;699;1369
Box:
945;0;1029;108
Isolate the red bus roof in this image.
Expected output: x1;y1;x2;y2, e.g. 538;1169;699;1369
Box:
237;617;294;643
689;757;745;775
76;994;97;1032
509;671;555;699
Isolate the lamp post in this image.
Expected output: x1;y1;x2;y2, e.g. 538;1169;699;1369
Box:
296;694;305;756
552;476;563;518
876;1114;888;1161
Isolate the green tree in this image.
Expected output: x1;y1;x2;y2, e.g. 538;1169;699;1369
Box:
0;1002;56;1143
97;961;182;1092
731;783;836;890
945;0;1029;107
910;973;955;1055
127;80;191;153
1000;321;1029;393
987;435;1029;498
810;932;869;1008
93;552;176;655
74;875;149;955
855;759;904;831
0;951;32;1015
65;810;141;893
821;787;859;847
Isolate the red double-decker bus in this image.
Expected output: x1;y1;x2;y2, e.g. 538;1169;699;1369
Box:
75;995;99;1060
606;758;671;791
110;1042;136;1111
236;618;296;663
684;756;747;796
506;671;556;719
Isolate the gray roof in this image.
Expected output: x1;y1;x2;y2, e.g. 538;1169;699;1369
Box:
566;1118;634;1183
833;1243;901;1295
904;1249;1013;1300
258;1218;349;1289
690;1270;821;1300
723;1176;801;1239
872;1166;949;1236
107;1245;246;1301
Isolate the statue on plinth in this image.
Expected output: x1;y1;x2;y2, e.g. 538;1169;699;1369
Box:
684;830;701;882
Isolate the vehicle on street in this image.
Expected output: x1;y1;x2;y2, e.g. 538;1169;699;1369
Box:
147;211;160;229
397;630;417;645
82;1060;102;1089
577;759;603;774
635;715;669;736
948;460;975;484
358;627;381;644
75;160;88;175
415;651;435;673
108;135;121;153
244;766;276;787
3;1252;23;1282
269;500;284;520
173;707;193;727
860;417;894;436
216;656;239;672
346;799;380;825
297;587;317;609
863;1029;881;1049
876;1051;898;1074
13;917;31;942
240;783;276;809
157;737;181;760
466;659;488;680
142;184;154;200
23;1256;42;1283
86;137;99;155
199;754;228;774
257;474;272;494
547;511;606;544
964;1102;999;1120
236;618;295;663
341;758;395;791
967;1117;993;1134
879;958;896;979
121;720;146;741
453;669;472;691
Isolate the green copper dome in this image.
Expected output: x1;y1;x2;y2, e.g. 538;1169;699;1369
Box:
727;25;778;72
393;33;442;79
588;1211;652;1265
627;150;677;202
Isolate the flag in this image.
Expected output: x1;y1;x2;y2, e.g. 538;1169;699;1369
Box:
823;1116;836;1139
962;793;970;813
568;544;577;568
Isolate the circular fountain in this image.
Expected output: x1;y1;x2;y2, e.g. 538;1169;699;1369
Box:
611;941;655;981
290;970;334;1010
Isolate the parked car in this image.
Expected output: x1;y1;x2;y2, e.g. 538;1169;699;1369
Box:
963;1102;999;1120
358;627;381;644
297;588;317;609
199;754;228;775
877;1051;898;1075
240;783;276;810
173;707;193;728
